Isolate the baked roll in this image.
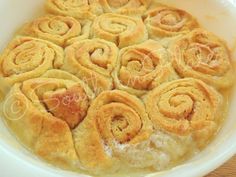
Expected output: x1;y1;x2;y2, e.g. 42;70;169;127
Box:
143;5;198;39
20;15;91;47
45;0;102;19
1;70;94;166
99;0;152;15
0;36;63;86
92;13;148;48
113;40;178;96
62;39;118;94
144;78;222;148
73;90;153;171
170;29;235;89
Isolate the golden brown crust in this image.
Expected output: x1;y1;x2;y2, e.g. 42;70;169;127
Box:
144;78;222;147
0;36;64;85
21;15;91;47
144;5;199;39
43;85;90;128
113;40;178;96
35;114;78;165
170;29;235;89
2;84;44;147
99;0;152;15
1;70;94;166
62;38;118;94
73;90;153;170
92;13;148;48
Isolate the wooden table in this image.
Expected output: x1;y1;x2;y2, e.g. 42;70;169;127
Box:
205;155;236;177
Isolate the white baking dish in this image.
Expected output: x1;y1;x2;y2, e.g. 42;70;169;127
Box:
0;0;236;177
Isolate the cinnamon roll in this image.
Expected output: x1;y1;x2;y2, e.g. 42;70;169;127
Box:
170;29;235;89
144;78;222;147
1;70;94;165
143;5;198;39
73;90;153;170
21;15;91;47
92;13;148;48
62;39;118;94
0;36;64;86
45;0;102;19
99;0;152;15
113;40;178;96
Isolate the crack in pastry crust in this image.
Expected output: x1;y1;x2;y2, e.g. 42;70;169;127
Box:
1;70;94;165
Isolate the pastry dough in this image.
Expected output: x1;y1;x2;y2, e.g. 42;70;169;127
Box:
45;0;102;19
99;0;152;15
144;78;222;147
144;5;198;39
170;29;235;89
2;70;94;165
92;13;148;48
73;90;153;170
62;38;118;94
0;36;63;85
21;15;91;47
113;40;178;96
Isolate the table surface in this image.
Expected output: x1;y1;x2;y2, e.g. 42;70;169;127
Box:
205;155;236;177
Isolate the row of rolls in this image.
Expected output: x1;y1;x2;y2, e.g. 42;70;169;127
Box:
20;2;199;48
1;69;225;172
0;29;234;95
0;0;234;174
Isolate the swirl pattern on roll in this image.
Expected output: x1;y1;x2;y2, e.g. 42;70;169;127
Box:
21;15;91;47
45;0;102;19
2;70;94;164
144;78;222;147
170;29;234;89
73;90;153;170
99;0;152;15
143;5;198;39
113;40;178;96
92;13;148;48
62;39;118;94
0;36;64;85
